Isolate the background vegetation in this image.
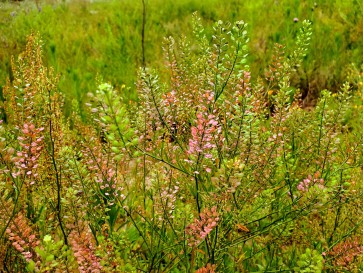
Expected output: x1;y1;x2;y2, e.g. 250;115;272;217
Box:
1;0;363;272
1;0;363;109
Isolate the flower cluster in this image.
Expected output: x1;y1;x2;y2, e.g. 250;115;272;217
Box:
265;43;286;85
188;91;221;159
186;206;219;247
328;237;363;270
297;172;324;192
234;71;252;104
6;213;40;262
11;123;44;185
69;229;103;273
188;91;222;162
195;263;217;273
82;142;124;205
154;184;179;222
163;90;178;108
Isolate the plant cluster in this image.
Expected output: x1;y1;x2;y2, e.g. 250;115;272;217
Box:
1;14;363;272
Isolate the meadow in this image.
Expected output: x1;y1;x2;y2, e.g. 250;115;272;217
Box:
1;0;363;272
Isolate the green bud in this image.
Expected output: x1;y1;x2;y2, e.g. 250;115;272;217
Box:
111;147;120;153
107;133;115;141
43;234;52;243
109;124;118;131
131;138;139;145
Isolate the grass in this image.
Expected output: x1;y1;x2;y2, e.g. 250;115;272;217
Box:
1;0;363;110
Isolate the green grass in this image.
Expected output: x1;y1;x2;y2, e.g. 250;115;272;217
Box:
0;0;363;110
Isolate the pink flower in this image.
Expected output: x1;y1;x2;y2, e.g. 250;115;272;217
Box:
329;237;363;270
11;123;44;185
297;172;325;193
6;213;40;263
195;263;217;273
186;206;219;247
188;111;220;160
69;229;103;273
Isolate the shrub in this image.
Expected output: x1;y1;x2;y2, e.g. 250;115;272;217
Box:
1;14;363;272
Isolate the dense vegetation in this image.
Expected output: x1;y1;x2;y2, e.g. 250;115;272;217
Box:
1;0;363;109
1;0;363;272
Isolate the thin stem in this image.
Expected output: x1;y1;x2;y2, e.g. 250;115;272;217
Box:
48;90;68;246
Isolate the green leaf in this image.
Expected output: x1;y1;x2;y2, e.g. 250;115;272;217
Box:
111;146;120;153
43;234;52;243
127;226;140;242
109;124;118;131
107;133;115;141
45;254;55;262
26;260;36;272
131;138;139;145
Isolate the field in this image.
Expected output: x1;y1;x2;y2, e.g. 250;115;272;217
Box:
1;0;363;272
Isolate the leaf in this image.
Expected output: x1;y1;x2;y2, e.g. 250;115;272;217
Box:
45;254;55;262
26;260;36;272
127;226;140;242
236;224;250;233
43;234;52;243
111;146;120;153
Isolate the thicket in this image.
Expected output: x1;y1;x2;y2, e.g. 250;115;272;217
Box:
1;11;363;272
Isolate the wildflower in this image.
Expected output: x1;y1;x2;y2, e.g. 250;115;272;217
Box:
188;109;221;161
186;206;219;247
195;263;217;273
6;213;40;263
297;172;324;193
154;184;179;222
82;143;124;204
297;175;312;192
11;123;44;185
329;237;363;270
69;229;103;273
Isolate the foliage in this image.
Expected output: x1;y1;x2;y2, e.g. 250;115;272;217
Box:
1;12;363;273
1;0;363;114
